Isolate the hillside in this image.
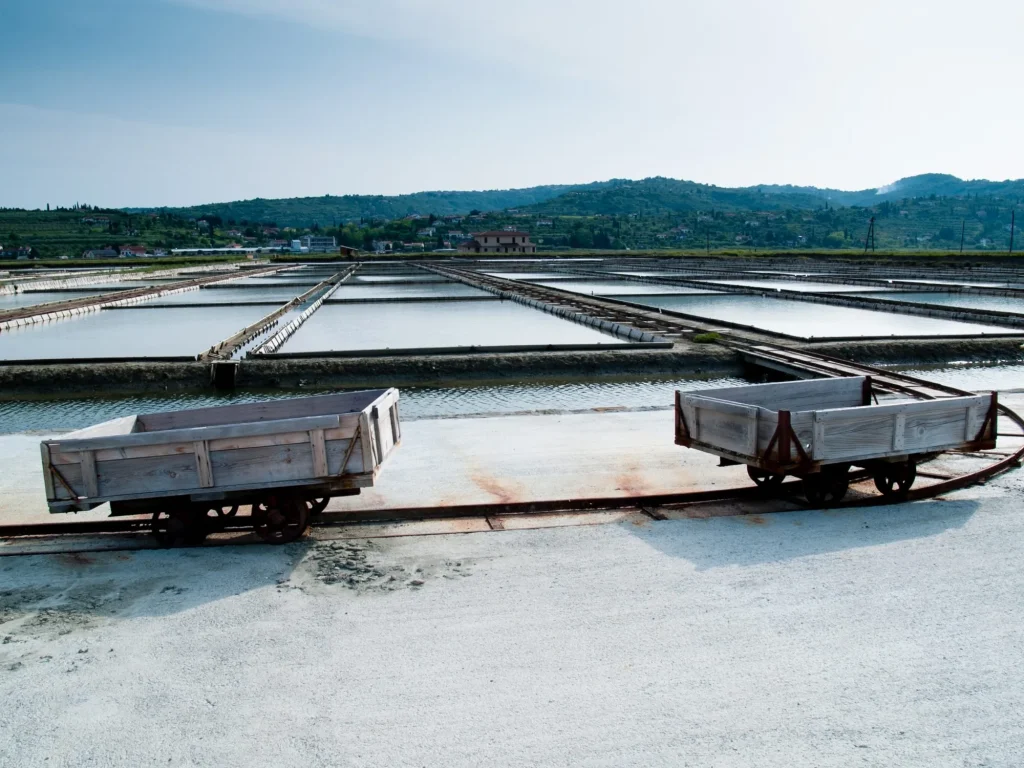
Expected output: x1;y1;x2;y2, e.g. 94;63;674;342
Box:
525;175;1024;216
138;182;617;228
134;174;1024;228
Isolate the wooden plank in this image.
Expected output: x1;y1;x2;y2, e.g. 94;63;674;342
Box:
681;395;760;420
812;412;825;460
93;453;200;497
816;395;989;423
696;376;866;412
322;422;361;441
389;402;401;446
60;415;139;441
194;440;214;488
48;471;376;508
689;410;757;458
893;413;906;451
57;413;346;452
207;443;315;488
80;451;99;497
50;461;84;501
331;434;363;475
371;408;384;461
903;408;983;452
39;443;56;500
137;390;388;432
310;429;329;477
359;411;376;472
52;432;324;464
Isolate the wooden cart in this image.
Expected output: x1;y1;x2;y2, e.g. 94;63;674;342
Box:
675;376;997;504
40;389;401;545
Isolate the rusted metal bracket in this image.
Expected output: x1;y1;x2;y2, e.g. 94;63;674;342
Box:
338;425;362;475
49;464;84;509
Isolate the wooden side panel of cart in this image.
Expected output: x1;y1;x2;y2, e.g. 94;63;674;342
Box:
42;389;400;512
675;377;996;472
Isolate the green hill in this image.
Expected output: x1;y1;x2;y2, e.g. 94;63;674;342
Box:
526;175;1024;216
137;182;617;228
130;174;1024;228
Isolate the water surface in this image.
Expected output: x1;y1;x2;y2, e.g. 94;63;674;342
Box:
535;279;722;296
331;282;489;300
618;293;1016;338
846;291;1024;315
0;305;271;360
280;301;620;352
0;376;745;433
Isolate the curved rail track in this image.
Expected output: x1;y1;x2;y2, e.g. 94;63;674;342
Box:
2;266;1022;549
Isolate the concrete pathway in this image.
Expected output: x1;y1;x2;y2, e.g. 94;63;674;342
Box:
1;475;1023;766
0;408;747;525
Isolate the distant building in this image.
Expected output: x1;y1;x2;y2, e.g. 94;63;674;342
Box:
1;246;33;260
338;245;360;257
83;248;119;259
417;227;436;237
458;231;536;254
119;245;147;257
301;235;337;253
372;240;394;254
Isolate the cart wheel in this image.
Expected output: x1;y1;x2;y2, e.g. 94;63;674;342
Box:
252;495;309;544
803;465;850;507
305;497;329;516
208;504;238;518
873;461;917;499
152;507;208;548
746;466;785;490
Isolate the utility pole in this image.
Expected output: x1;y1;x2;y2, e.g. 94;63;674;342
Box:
1011;209;1016;255
960;219;965;254
864;216;875;253
706;229;710;255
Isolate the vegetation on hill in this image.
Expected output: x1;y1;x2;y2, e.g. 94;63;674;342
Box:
4;174;1022;259
134;182;617;228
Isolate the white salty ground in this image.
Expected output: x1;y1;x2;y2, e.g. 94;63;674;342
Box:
1;475;1023;767
2;394;1023;766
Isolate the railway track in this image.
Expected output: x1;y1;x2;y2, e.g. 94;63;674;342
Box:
2;267;1022;551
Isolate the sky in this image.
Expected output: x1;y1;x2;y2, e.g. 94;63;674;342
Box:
3;0;1024;208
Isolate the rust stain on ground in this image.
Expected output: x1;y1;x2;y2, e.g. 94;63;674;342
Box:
745;515;768;525
615;463;652;496
470;472;522;504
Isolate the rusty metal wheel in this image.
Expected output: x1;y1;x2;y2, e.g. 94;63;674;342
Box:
152;507;208;548
873;461;917;499
746;466;785;490
252;495;309;544
803;465;850;507
305;497;329;516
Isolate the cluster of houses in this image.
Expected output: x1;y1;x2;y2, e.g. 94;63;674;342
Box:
0;244;33;260
373;228;537;255
82;245;167;258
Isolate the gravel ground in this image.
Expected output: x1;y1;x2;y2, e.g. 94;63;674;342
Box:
2;473;1023;766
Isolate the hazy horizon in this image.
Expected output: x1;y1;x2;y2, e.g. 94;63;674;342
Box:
4;0;1024;209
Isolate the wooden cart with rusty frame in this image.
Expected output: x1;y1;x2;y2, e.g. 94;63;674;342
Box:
675;376;997;504
40;389;401;545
